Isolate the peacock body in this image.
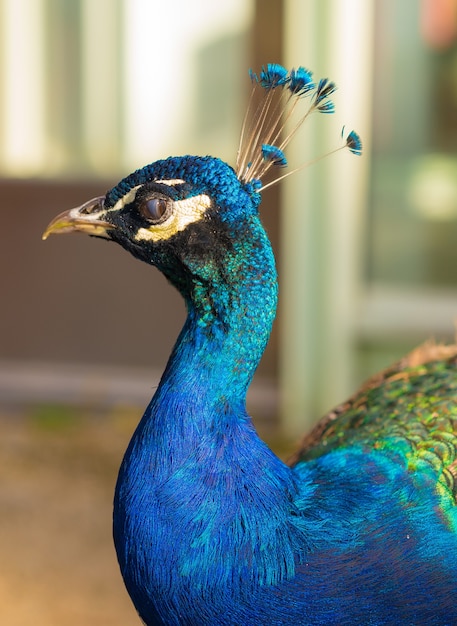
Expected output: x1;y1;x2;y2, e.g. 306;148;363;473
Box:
44;65;457;625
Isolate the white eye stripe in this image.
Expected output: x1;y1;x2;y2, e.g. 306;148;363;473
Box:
105;179;184;215
155;179;185;186
107;186;142;214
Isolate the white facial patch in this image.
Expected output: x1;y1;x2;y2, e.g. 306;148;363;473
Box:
79;186;142;221
108;185;142;214
135;194;212;242
155;179;185;186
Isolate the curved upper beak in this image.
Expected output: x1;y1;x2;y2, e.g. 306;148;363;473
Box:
42;196;114;241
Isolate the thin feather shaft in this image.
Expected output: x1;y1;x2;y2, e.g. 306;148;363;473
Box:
238;88;276;178
245;91;293;182
258;144;346;192
276;103;316;153
236;84;257;172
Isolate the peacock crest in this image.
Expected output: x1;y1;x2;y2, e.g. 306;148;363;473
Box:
236;63;362;192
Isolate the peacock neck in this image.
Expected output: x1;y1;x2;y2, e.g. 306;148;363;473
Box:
114;218;302;615
155;214;278;420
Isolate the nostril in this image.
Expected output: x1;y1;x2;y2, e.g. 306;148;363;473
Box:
78;196;105;215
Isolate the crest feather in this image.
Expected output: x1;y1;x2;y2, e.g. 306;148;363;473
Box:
235;63;362;192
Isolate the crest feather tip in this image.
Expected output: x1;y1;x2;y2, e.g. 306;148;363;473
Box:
345;130;363;156
236;64;362;190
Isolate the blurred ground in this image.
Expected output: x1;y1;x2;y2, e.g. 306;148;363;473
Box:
0;406;141;626
0;404;291;625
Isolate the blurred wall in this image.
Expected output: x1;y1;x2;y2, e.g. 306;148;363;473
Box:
0;0;283;416
1;176;279;378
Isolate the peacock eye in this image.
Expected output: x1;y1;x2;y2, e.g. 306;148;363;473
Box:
140;197;171;223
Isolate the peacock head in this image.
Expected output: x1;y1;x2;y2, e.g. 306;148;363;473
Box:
43;64;361;300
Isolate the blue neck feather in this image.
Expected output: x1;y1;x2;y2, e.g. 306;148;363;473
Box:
113;208;304;621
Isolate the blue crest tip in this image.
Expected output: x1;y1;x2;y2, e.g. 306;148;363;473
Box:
261;144;288;168
315;78;337;102
288;67;315;96
345;130;362;156
313;78;337;114
317;101;335;114
258;63;289;90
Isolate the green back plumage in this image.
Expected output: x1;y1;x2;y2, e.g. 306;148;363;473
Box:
295;343;457;517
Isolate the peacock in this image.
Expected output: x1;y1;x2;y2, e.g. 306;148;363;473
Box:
43;64;457;625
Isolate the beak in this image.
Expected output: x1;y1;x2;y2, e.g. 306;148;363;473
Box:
42;196;114;241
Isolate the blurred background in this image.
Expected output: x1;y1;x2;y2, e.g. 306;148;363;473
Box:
1;0;457;623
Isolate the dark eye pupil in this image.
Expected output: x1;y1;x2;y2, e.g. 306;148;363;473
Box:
143;198;168;221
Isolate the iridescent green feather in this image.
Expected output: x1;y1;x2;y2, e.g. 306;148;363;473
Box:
294;344;457;520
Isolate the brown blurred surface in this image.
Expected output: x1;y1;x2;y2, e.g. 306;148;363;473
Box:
0;175;278;377
0;408;140;625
